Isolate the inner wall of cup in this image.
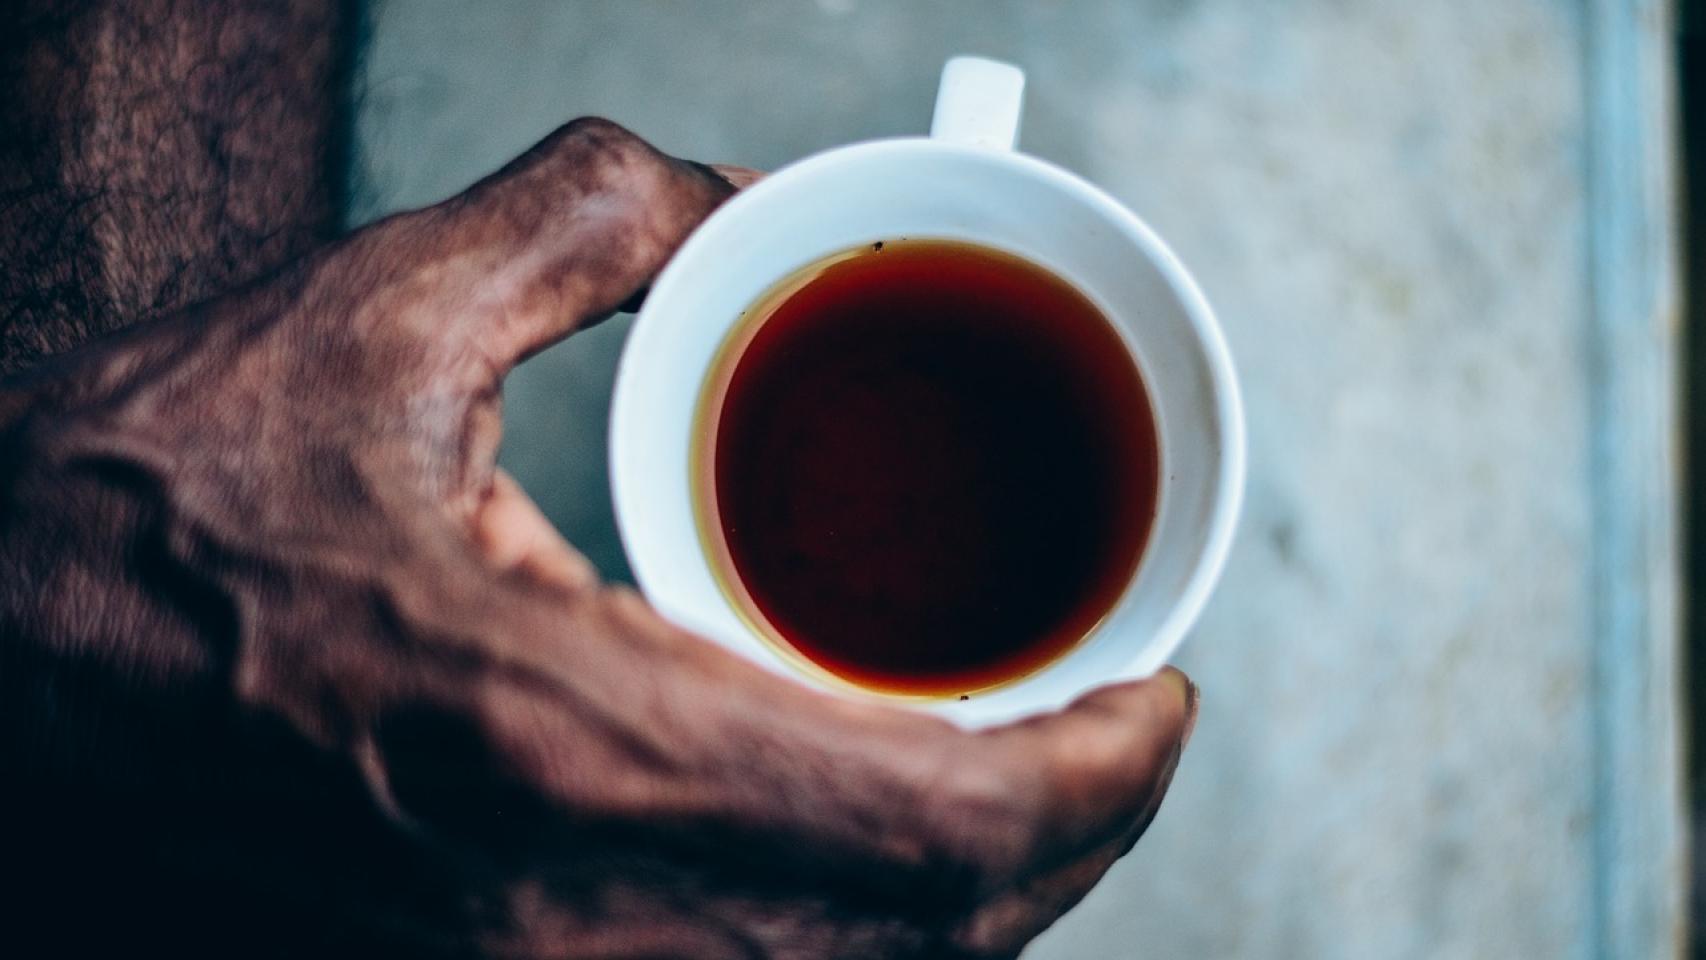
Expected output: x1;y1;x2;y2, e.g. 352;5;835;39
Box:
617;140;1231;725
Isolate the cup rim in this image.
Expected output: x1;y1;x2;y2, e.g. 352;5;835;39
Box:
611;136;1245;722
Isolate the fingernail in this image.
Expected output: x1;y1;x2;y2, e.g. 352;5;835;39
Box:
1160;667;1200;749
1182;678;1200;748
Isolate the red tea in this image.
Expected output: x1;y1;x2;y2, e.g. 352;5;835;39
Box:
697;239;1160;696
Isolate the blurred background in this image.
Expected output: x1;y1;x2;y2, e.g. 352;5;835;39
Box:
350;1;1685;956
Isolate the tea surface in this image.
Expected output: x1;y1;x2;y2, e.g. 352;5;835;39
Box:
702;239;1160;696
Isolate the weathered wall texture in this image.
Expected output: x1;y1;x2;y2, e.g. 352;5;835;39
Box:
351;3;1664;956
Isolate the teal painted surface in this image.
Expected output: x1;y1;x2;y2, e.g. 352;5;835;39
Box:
1582;0;1683;955
350;1;1682;955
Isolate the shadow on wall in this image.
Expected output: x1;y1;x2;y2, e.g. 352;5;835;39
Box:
1682;2;1706;956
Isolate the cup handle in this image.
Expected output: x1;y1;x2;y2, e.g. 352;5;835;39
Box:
930;56;1025;151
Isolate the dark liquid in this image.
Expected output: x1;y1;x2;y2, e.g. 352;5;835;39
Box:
706;239;1160;695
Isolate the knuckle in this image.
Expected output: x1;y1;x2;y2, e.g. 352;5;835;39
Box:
564;116;646;153
544;116;671;183
554;114;640;149
454;116;674;231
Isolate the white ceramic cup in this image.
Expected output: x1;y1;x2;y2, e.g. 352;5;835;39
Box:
611;57;1244;729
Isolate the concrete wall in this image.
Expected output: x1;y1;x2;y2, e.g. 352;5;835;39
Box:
352;2;1677;956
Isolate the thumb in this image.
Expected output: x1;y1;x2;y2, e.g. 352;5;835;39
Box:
405;117;736;375
963;668;1196;881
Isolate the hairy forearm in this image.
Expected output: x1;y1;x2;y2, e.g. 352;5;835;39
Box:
0;0;353;377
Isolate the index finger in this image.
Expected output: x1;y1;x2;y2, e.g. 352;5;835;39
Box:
380;117;737;377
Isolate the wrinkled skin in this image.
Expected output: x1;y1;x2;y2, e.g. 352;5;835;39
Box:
0;118;1196;959
0;9;1195;958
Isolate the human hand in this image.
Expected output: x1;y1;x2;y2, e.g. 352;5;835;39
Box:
0;118;1196;959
